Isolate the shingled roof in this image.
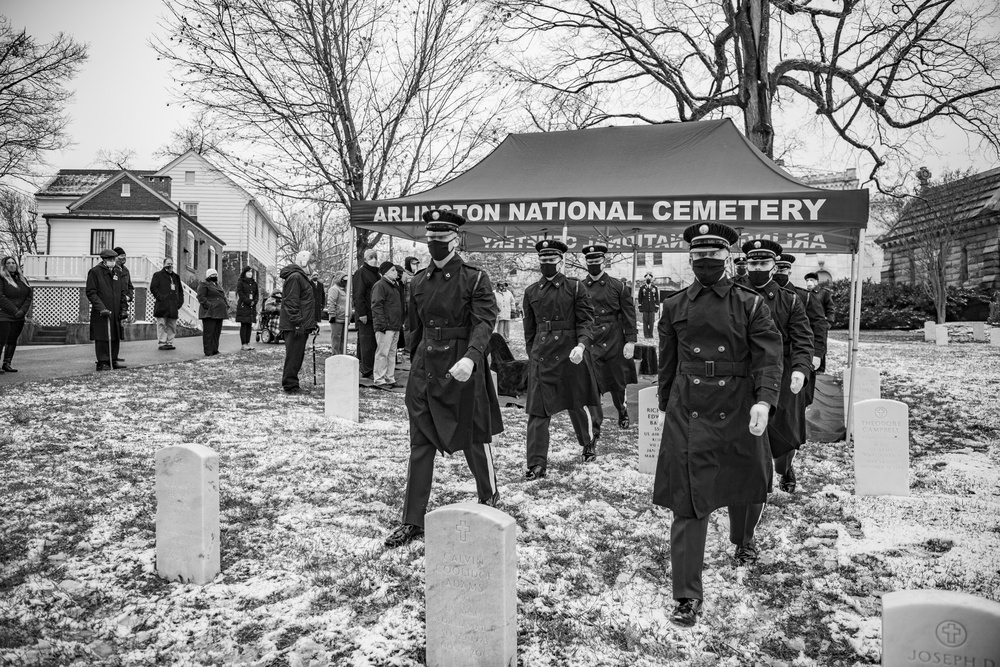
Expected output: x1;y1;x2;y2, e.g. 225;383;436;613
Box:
37;169;160;197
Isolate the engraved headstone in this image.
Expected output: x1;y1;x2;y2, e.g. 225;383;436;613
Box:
325;355;360;422
843;366;881;428
155;444;220;584
924;320;936;342
936;324;949;346
971;322;987;342
853;399;908;496
637;386;661;475
882;590;1000;667
425;503;516;667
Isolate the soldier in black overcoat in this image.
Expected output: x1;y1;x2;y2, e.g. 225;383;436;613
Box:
655;223;783;627
637;272;659;338
580;244;637;432
85;249;129;371
522;239;601;478
778;254;827;408
383;209;504;548
805;272;835;372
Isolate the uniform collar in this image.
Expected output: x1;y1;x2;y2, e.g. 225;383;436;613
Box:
538;272;564;288
686;277;733;300
584;271;605;284
428;254;464;276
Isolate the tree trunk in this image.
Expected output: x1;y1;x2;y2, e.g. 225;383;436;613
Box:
737;0;774;157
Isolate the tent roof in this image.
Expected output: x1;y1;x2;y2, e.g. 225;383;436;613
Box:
351;119;869;253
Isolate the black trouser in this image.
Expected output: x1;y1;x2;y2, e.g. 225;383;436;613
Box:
642;311;655;338
526;408;593;469
817;354;827;373
727;503;765;548
202;318;223;355
671;514;710;600
357;320;376;377
0;319;25;363
774;451;795;475
401;441;498;528
282;329;309;389
239;322;252;345
587;390;627;434
94;327;121;365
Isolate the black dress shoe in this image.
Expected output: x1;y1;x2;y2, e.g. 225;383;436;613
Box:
734;544;759;566
479;491;500;508
582;438;597;462
779;465;797;493
384;524;424;548
525;465;547;480
618;410;630;429
96;362;112;372
114;358;125;363
112;363;128;370
670;599;703;627
2;362;17;373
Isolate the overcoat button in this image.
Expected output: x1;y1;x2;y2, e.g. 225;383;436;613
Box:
693;347;701;353
555;335;559;339
720;413;726;419
446;373;452;378
691;411;698;418
445;273;451;279
427;346;433;351
427;373;432;377
693;379;701;385
718;345;725;352
719;380;726;386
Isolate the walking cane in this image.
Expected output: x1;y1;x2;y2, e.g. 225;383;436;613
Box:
312;328;318;385
106;312;113;368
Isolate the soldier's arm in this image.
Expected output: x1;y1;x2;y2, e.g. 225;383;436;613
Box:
804;291;829;359
466;270;497;368
573;280;595;348
522;289;536;356
619;280;638;343
407;278;422;357
787;295;814;374
85;270;107;311
656;301;678;412
748;300;783;410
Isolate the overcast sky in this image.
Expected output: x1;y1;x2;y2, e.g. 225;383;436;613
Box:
6;1;999;191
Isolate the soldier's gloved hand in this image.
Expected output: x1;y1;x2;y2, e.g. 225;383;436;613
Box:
623;342;635;359
812;356;821;370
569;344;585;364
749;402;769;436
448;357;475;382
359;315;368;324
789;371;805;395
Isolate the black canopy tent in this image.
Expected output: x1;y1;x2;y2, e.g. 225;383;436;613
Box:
347;119;872;441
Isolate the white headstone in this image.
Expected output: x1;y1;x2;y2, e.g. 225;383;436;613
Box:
990;328;1000;347
637;386;661;475
155;444;220;584
853;399;909;496
425;504;516;667
882;590;1000;667
936;324;949;346
971;322;987;341
924;320;936;342
325;355;359;422
843;366;881;428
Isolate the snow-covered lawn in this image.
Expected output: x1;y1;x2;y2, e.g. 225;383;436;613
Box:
1;329;998;666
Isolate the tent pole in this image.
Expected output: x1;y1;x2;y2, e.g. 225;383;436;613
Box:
631;229;639;292
845;230;865;444
343;228;355;356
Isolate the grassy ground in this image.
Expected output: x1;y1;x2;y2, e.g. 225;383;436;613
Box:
0;329;998;666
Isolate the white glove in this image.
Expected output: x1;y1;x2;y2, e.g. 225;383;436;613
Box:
812;356;821;370
448;357;475;382
658;410;666;430
623;342;635;359
749;402;769;436
569;344;585;365
790;370;805;395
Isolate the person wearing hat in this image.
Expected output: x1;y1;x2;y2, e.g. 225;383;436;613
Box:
778;254;827;407
236;266;260;351
804;272;834;372
150;257;184;350
370;261;404;388
637;271;659;338
383;209;503;548
112;247;133;362
522;238;601;477
327;270;349;354
310;271;326;325
197;268;229;356
85;249;130;371
493;279;515;340
580;243;637;432
353;248;381;380
654;222;782;627
733;254;750;285
279;250;318;392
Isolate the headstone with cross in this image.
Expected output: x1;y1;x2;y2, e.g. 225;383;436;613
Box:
425;503;516;667
853;398;909;496
882;590;1000;666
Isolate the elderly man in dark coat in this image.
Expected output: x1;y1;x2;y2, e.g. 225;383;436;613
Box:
655;222;782;627
383;209;503;549
522;238;601;479
150;257;184;350
580;244;638;433
85;249;129;371
279;251;317;393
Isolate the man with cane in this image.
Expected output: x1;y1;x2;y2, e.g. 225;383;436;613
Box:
85;249;129;371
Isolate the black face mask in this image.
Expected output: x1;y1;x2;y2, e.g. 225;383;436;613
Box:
691;258;726;286
735;266;747;277
645;278;652;284
207;276;218;282
428;240;452;262
540;263;558;278
748;270;772;288
773;274;790;287
587;264;603;276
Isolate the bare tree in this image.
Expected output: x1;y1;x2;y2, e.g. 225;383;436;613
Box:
269;196;351;282
0;187;38;259
92;147;138;170
499;0;1000;188
0;18;88;185
153;110;226;162
155;0;517;264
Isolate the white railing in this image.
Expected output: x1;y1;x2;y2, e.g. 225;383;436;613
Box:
22;254;158;283
178;281;202;329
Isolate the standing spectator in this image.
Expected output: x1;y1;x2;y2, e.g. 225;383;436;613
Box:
327;271;348;354
311;272;326;324
113;247;133;363
805;272;835;372
236;266;259;351
0;256;33;373
637;272;659;338
279;251;317;393
353;248;381;381
494;280;515;340
150;258;184;351
654;223;782;627
371;262;404;388
394;263;407;362
85;249;129;371
197;268;228;356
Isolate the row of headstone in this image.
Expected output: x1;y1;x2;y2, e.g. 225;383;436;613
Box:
925;321;1000;346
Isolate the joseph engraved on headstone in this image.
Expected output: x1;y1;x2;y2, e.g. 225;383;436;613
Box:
155;444;220;584
843;366;881;428
853;399;908;496
936;324;949;346
425;503;516;667
924;320;936;342
325;355;360;422
882;590;1000;667
971;322;987;342
637;386;661;475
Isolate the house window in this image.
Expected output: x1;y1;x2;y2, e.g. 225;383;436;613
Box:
121;183;131;197
186;231;196;269
183;203;198;219
637;253;646;266
164;229;175;263
960;246;969;282
91;230;114;255
185;171;196;185
653;253;663;266
209;246;217;271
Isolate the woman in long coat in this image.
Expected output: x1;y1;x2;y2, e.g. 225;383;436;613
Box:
235;266;259;351
0;256;33;373
197;268;229;356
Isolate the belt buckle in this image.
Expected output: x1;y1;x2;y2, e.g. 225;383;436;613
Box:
542;321;552;332
429;327;441;340
705;360;715;378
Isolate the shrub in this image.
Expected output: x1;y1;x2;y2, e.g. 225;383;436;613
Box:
826;279;995;329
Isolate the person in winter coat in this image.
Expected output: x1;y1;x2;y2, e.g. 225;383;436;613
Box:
85;249;129;371
0;256;33;373
310;272;326;324
655;223;782;628
805;272;835;372
780;256;827;408
236;266;259;351
327;270;348;354
150;257;184;350
197;268;228;356
383;209;503;549
353;248;381;380
637;272;659;338
371;262;404;388
522;239;601;478
279;251;317;393
494;280;515;340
